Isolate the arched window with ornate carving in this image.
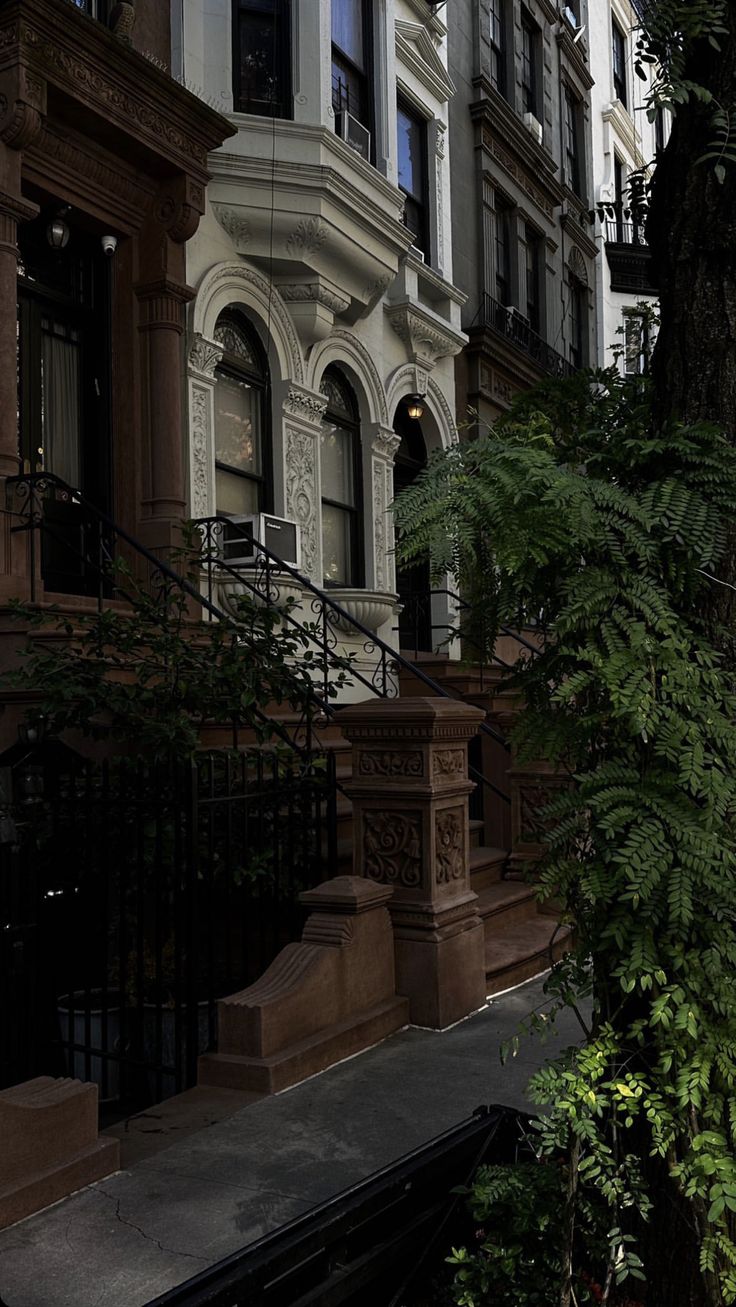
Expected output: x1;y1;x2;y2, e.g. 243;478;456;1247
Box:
319;367;363;588
213;309;271;516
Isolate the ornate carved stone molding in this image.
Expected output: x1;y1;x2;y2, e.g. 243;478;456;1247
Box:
285;425;318;579
385;303;466;368
154;177;205;244
433;749;466;780
136;278;195;332
283;385;328;425
189;383;211;519
285;217;329;258
371;429;401;459
280;282;350;315
0;64;46;150
364;811;423;888
358;751;424;779
188;333;223;379
213;204;252;248
435;809;465;884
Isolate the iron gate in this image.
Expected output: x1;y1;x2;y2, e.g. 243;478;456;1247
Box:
0;747;336;1115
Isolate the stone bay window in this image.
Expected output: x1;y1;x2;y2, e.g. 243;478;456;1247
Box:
233;0;292;119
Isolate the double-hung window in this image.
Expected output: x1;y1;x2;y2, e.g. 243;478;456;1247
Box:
71;0;111;18
213;310;271;516
568;277;586;369
520;11;540;117
320;368;363;588
489;0;507;97
563;86;583;197
233;0;291;119
397;100;429;258
525;225;542;334
612;19;627;107
332;0;372;144
623;311;651;375
494;196;512;306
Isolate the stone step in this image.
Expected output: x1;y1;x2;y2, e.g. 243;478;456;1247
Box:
469;818;484;849
485;918;573;995
469;845;508;888
476;880;537;931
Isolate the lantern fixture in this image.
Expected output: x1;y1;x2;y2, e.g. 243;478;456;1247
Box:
405;393;426;421
46;207;71;251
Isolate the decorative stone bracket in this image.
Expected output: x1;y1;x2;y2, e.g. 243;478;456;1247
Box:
339;697;487;1029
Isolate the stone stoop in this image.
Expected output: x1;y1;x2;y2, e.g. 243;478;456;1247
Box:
0;1077;119;1230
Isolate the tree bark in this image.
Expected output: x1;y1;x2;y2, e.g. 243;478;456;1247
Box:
647;0;736;657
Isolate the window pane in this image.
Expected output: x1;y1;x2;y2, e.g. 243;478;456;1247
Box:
322;503;352;586
332;53;366;120
215;373;261;476
490;0;505;94
321;424;354;506
40;320;81;486
397;106;425;202
332;0;364;68
237;11;279;112
215;467;260;516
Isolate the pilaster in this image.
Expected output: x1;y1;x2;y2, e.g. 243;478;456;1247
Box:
275;381;328;584
368;425;401;594
187;333;224;520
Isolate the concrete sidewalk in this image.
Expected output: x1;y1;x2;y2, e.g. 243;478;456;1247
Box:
0;976;580;1307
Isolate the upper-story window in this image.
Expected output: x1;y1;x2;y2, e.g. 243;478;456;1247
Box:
494;195;512;305
623;310;651;375
72;0;111;17
654;105;666;153
332;0;372;158
525;225;543;334
613;154;625;241
397;100;429;259
568;275;586;369
233;0;292;119
563;86;584;197
213;309;271;516
320;368;363;588
520;11;541;118
612;18;627;107
489;0;507;98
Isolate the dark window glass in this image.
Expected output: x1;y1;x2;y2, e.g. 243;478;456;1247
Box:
72;0;111;17
564;87;582;196
320;368;362;587
495;198;511;305
489;0;506;97
612;19;627;107
521;11;539;116
654;105;666;153
568;279;585;368
614;155;625;240
623;311;651;375
525;225;542;334
397;101;428;257
233;0;291;119
331;0;371;132
213;310;270;516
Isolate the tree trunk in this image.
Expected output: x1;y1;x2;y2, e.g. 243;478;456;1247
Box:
647;0;736;657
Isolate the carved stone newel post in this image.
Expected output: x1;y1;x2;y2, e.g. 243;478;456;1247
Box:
338;697;487;1029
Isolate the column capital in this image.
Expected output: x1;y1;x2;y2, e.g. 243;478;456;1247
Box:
135;278;195;333
0;191;38;260
188;332;224;380
369;425;401;460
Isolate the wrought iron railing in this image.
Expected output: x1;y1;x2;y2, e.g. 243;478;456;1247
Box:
479;294;576;379
605;218;647;246
394;587;542;684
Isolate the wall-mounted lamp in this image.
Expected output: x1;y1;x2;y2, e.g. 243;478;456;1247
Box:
46;207;71;250
405;393;426;421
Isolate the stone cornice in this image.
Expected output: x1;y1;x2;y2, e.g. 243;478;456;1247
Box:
395;20;456;104
0;0;234;183
385;300;467;368
602;100;644;165
561;209;598;259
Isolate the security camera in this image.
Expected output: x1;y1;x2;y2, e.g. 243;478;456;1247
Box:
101;234;118;258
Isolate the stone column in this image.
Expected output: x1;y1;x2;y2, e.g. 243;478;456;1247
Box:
367;425;400;594
136;277;195;523
339;697;487;1029
187;333;224;519
277;383;328;583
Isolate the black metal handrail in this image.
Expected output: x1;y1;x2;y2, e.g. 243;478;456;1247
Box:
194;519;512;808
604;218;647;246
395;586;543;676
480;293;576;379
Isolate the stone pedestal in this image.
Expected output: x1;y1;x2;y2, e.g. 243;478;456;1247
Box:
0;1077;119;1230
338;698;487;1030
198;876;408;1094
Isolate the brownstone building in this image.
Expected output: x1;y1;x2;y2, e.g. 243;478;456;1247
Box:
0;0;232;634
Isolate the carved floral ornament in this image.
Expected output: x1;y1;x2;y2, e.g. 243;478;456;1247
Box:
283;387;328;425
358;751;424;779
432;749;466;779
188;334;224;379
285;217;329;258
386;305;465;368
371;430;401;459
435;809;465;884
363;810;422;888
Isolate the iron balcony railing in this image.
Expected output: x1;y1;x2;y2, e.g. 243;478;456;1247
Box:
605;218;647;246
480;294;576;379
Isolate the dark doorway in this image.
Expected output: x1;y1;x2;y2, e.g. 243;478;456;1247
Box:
17;213;112;593
392;404;431;653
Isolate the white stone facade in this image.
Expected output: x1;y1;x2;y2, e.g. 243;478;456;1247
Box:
588;0;664;372
178;0;466;654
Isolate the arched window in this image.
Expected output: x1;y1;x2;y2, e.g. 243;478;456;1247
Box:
320;367;363;587
213;309;270;516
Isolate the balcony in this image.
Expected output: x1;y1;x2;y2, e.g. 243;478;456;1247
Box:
479;294;576;379
604;220;658;295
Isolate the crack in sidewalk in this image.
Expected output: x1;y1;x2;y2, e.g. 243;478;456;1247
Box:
96;1187;209;1265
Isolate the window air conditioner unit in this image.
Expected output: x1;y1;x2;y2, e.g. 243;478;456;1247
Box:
222;513;301;571
335;111;371;161
523;112;543;145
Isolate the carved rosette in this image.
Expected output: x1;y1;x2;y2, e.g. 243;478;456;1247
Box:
358;751;424;779
363;811;422;888
435;809;465;885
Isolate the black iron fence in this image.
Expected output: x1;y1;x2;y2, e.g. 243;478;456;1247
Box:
0;747;335;1114
604;218;647;246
